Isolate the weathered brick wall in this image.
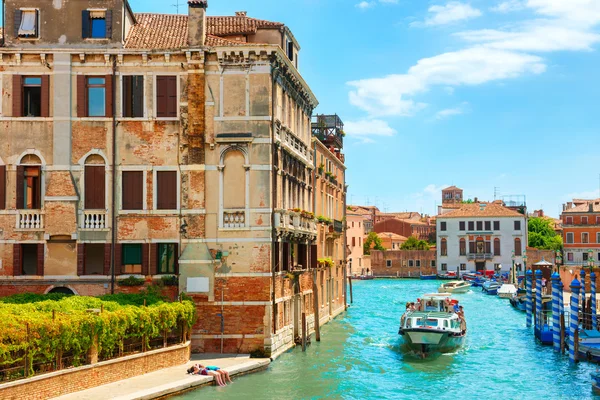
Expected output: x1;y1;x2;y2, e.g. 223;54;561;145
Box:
0;283;178;299
371;250;437;277
0;342;190;400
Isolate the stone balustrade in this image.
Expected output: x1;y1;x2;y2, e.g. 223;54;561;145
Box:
223;210;247;228
16;210;44;230
82;210;108;229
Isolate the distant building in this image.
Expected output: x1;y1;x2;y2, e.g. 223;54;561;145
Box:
436;202;527;275
438;186;464;215
347;205;378;234
561;199;600;266
370;250;437;278
373;218;434;242
346;210;370;275
373;232;408;250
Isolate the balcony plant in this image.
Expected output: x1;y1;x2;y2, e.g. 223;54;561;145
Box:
325;171;333;178
317;215;333;225
318;164;324;174
317;258;334;268
300;210;315;219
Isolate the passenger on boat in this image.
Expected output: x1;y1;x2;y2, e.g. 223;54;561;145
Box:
409;302;416;312
457;306;466;333
453;302;460;313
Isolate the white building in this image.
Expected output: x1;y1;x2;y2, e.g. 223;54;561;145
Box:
436;202;527;274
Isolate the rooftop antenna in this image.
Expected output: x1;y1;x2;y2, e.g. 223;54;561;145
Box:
494;187;499;200
173;0;183;14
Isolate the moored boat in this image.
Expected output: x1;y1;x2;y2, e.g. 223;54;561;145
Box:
399;293;466;357
437;272;458;280
482;280;501;295
420;274;437;280
438;280;472;294
498;284;518;299
509;293;526;312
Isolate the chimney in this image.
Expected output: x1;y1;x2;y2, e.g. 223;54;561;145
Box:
235;11;247;17
188;1;208;47
567;202;572;209
589;203;594;212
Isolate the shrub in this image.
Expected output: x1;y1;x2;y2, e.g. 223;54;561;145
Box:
117;275;145;287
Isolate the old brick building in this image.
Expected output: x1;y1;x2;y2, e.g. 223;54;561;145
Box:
562;199;600;267
370;249;436;278
0;0;346;357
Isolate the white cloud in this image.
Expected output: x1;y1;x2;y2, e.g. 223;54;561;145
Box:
491;0;525;13
411;2;482;27
348;47;545;117
526;0;600;27
356;1;375;10
435;103;468;119
344;119;397;138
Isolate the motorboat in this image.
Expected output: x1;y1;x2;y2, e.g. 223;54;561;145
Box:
438;280;472;294
580;330;600;363
399;293;466;356
470;276;486;288
356;275;374;280
509;293;526;312
482;280;501;295
437;272;458;280
420;274;437;280
498;284;518;299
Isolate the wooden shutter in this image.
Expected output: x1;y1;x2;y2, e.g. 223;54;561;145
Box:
85;166;105;209
13;244;22;276
133;76;144;118
157;171;177;210
469;242;475;254
156;76;167;117
485;241;491;254
310;244;318;269
37;243;44;276
282;242;289;271
14;9;22;37
122;171;143;210
298;244;307;270
122;75;132;117
12;75;22;117
77;244;85;276
33;166;41;210
104;244;111;275
274;242;280;272
105;10;113;39
167;76;178;117
173;244;179;274
82;10;90;38
77;75;87;117
150;244;158;275
105;74;113;118
16;166;25;209
114;244;122;275
141;243;149;276
41;75;50;117
0;166;5;210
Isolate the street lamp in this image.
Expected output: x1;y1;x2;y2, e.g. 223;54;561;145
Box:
556;249;562;267
511;251;516;284
588;249;595;271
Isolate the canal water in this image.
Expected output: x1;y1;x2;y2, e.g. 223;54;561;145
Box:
174;279;596;399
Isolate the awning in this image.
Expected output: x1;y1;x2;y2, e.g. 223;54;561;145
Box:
90;10;106;19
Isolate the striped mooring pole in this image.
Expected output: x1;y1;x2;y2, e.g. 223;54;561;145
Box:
526;269;533;328
552;271;561;352
559;281;564;316
535;269;543;330
592;271;597;331
569;277;581;363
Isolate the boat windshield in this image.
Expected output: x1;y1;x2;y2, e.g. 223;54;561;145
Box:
417;318;439;327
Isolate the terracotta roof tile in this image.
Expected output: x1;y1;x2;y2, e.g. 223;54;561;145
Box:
563;199;600;213
208;15;283;36
438;202;524;219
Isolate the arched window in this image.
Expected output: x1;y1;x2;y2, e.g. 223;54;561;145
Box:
494;238;501;256
17;154;43;210
221;147;248;228
441;238;447;256
514;238;522;256
84;154;105;210
459;238;466;256
476;237;484;254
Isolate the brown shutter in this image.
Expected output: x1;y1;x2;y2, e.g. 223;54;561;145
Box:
14;10;22;37
310;244;318;269
12;75;23;117
122;75;132;117
105;74;113;118
16;166;24;209
37;243;44;276
150;244;158;275
469;242;475;254
282;242;289;271
105;10;113;39
81;10;90;39
167;76;177;117
114;244;122;275
77;243;85;276
33;166;41;210
13;244;22;276
156;76;167;117
122;171;143;210
274;242;280;272
104;244;112;275
85;166;105;209
141;243;149;276
41;75;50;117
77;75;87;117
133;76;144;118
157;171;177;210
485;241;491;254
96;166;106;209
0;166;5;210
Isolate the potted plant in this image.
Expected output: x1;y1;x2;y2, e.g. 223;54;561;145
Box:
318;164;324;174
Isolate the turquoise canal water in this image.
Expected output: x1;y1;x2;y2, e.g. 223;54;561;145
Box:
174;279;597;399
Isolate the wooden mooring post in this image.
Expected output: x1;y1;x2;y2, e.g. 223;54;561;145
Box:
560;313;565;354
301;312;307;352
348;276;353;304
312;270;321;342
574;328;579;362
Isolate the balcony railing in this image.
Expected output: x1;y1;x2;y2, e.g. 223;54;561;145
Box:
274;210;317;237
82;210;108;229
223;210;246;229
16;210;44;230
467;253;494;260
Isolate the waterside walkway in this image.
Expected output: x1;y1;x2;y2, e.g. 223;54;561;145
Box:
52;354;270;400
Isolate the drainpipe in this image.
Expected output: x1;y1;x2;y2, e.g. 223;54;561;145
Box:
270;60;279;335
110;56;117;294
1;0;5;46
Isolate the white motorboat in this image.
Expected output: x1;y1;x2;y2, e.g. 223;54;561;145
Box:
438;280;472;294
399;293;466;356
498;284;518;299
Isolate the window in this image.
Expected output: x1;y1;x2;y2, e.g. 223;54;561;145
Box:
440;238;447;256
156;171;177;210
566;216;573;224
287;39;294;61
469;241;475;254
468;221;474;231
440;221;447;231
514;220;521;230
567;252;573;262
122;171;143;210
484;221;491;231
17;244;42;276
352;237;356;247
158;244;177;274
156;76;178;118
459;239;466;256
87;77;106;117
386;260;392;268
494;238;501;256
415;260;421;267
408;260;414;267
352;221;354;228
441;263;447;271
597;217;600;225
122;244;142;274
582;216;589;225
476;221;483;231
85;165;105;209
23;77;41;116
514;238;522;256
431;260;436;267
597;232;600;244
583;253;589;261
0;165;5;210
582;232;589;244
13;75;49;117
460;263;467;271
16;9;39;38
122;76;144;118
566;232;574;244
459;221;465;231
493;221;500;230
82;10;112;39
17;166;41;210
83;244;105;275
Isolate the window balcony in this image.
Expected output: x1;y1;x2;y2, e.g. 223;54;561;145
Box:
223;209;247;229
82;210;108;230
467;253;494;260
274;209;317;239
16;210;44;230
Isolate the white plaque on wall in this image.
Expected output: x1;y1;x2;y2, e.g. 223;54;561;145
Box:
187;277;209;293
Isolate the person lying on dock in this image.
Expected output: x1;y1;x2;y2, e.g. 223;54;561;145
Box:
197;364;233;384
186;364;229;386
